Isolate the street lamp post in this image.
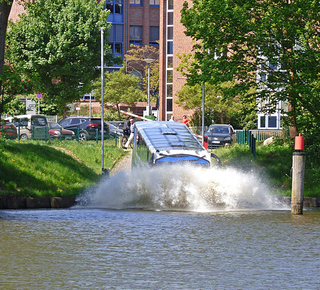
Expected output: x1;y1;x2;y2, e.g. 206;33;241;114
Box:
100;27;105;175
144;58;154;116
202;82;205;145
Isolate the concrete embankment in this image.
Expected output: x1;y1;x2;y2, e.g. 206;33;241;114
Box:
276;196;320;208
0;194;320;209
0;194;75;209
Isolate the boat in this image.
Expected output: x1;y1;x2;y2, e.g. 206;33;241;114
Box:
132;121;212;168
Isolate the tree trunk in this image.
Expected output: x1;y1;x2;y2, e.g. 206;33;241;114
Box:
62;105;67;119
117;103;121;120
0;0;13;76
288;101;298;139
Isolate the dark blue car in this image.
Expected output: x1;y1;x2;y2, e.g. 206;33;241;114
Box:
58;117;110;141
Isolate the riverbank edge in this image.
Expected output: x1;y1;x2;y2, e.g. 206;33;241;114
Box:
0;194;76;209
0;194;320;209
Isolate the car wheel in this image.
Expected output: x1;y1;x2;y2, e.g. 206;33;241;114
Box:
20;134;28;140
79;131;88;141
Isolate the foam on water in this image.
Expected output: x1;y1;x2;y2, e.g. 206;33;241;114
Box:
76;164;287;212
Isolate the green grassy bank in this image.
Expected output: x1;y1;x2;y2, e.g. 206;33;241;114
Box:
213;141;320;197
0;137;319;198
0;139;126;197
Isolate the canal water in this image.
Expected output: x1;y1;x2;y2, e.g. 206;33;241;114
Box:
1;165;320;289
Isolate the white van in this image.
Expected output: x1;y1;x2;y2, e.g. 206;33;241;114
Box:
7;114;48;140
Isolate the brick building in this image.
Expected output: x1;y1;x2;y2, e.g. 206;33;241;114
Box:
158;0;193;122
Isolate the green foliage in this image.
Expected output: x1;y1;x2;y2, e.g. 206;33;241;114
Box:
6;0;115;116
0;139;125;197
91;68;145;120
175;82;257;128
2;95;26;116
180;0;320;129
125;44;159;98
0;62;32;118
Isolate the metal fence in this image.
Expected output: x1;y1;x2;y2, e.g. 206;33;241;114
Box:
16;125;117;145
237;130;256;158
236;129;282;158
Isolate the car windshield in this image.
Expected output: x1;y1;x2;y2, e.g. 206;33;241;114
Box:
48;122;61;129
208;126;229;134
31;116;47;126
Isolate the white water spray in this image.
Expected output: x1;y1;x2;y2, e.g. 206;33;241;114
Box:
76;164;287;212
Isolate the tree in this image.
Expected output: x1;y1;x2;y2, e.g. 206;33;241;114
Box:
180;0;320;137
125;45;159;100
6;0;117;117
176;81;256;129
91;67;145;120
0;61;32;119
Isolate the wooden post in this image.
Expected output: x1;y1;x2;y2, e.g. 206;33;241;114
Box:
291;152;306;214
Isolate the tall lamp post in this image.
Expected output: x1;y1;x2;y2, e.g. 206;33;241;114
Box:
143;58;154;116
202;82;205;146
100;27;105;175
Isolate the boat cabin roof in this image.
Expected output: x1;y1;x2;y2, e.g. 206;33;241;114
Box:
135;121;204;152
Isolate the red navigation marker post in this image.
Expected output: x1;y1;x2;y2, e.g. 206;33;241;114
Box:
291;133;306;215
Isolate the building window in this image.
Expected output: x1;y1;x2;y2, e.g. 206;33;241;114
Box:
150;0;159;5
167;98;173;112
115;3;122;13
108;24;123;42
149;26;159;46
105;3;113;12
167;84;172;98
115;43;122;54
108;24;123;56
130;26;143;45
167;41;173;54
168;0;173;10
260;116;266;128
268;116;277;128
167;27;173;40
168;12;173;25
109;43;123;55
167;56;173;68
130;0;141;5
105;0;123;14
167;70;173;83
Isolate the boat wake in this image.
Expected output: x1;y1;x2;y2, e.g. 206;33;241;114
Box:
75;164;287;212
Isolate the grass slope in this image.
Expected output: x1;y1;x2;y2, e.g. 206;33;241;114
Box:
0;139;126;197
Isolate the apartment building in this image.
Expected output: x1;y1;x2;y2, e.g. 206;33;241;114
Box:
104;0;159;70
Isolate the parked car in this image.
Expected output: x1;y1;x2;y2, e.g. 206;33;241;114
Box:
0;120;17;139
48;122;75;140
58;117;110;141
16;126;31;140
106;121;124;138
7;114;48;140
205;124;235;148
